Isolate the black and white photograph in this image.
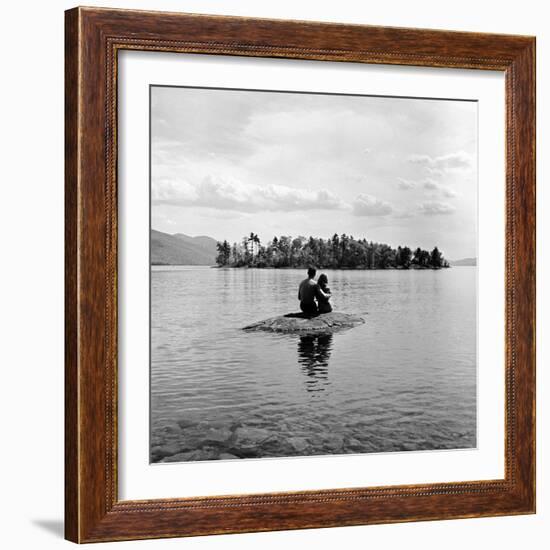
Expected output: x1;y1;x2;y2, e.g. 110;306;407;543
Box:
149;85;478;463
1;0;543;547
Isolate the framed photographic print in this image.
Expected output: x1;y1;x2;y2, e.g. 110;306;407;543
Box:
65;7;536;543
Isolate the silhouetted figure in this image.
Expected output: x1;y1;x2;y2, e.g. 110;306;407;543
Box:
298;267;320;316
317;273;333;313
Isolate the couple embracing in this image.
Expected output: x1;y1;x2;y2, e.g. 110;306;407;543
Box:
298;267;333;317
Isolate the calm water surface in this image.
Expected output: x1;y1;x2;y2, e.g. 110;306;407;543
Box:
151;267;476;461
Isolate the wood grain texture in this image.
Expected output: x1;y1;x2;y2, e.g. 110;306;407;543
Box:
64;6;536;543
64;7;79;543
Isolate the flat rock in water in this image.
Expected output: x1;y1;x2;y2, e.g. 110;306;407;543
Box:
243;312;365;335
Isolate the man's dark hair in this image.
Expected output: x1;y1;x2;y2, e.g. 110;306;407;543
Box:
307;266;317;278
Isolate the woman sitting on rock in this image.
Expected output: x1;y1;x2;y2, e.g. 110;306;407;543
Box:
317;273;332;314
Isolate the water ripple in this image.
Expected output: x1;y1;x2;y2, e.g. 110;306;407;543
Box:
151;266;476;462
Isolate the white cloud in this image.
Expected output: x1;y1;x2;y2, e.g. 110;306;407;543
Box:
408;151;473;174
422;179;457;198
352;194;393;216
398;177;457;197
397;178;416;190
423;179;438;190
419;201;456;216
441;188;457;198
151;87;477;257
152;175;347;213
392;210;415;219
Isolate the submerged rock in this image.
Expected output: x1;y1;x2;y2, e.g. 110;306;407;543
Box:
161;450;203;463
233;426;273;448
243;312;365;335
324;434;345;452
153;442;183;458
201;427;232;445
288;436;309;453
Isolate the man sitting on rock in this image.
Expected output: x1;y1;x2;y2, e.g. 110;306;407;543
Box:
298;266;321;317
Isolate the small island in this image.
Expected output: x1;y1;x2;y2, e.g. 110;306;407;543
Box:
243;312;365;336
216;233;449;270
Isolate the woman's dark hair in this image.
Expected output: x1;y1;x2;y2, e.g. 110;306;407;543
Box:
318;273;329;288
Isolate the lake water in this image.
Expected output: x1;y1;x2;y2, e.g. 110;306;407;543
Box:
151;266;476;462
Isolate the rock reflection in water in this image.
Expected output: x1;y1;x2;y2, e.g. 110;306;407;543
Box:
297;334;333;392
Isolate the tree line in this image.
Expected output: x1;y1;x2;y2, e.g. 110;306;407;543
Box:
216;233;449;270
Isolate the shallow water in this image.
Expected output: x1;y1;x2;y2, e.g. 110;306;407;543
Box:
151;266;476;462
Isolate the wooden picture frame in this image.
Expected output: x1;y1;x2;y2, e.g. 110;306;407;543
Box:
65;6;536;543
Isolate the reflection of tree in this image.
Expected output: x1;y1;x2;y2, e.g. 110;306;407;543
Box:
297;334;333;393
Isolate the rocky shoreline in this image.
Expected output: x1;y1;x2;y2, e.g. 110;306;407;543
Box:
152;418;364;463
151;416;475;463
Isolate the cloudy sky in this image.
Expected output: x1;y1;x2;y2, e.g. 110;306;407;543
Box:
151;86;477;259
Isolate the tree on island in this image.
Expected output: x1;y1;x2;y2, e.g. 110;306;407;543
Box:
216;240;231;266
248;232;260;258
396;246;413;269
430;246;442;268
216;234;449;270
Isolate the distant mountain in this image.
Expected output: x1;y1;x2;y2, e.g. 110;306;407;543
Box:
151;229;217;265
172;233;218;256
450;257;477;266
